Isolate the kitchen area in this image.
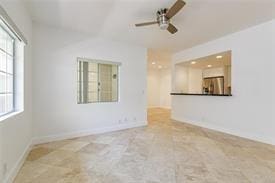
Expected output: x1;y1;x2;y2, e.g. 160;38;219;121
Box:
172;50;232;96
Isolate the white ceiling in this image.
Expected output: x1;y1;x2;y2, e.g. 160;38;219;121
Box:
177;50;231;69
25;0;275;53
147;49;171;70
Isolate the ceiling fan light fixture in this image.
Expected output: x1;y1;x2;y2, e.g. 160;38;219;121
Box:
159;22;169;30
157;9;170;30
134;0;185;34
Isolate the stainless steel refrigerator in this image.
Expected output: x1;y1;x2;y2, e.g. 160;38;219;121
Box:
202;76;224;95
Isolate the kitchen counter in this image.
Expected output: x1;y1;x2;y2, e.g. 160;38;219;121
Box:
170;93;232;96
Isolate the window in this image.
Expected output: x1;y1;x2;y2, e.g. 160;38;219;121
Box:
0;24;15;116
77;58;120;103
0;6;27;119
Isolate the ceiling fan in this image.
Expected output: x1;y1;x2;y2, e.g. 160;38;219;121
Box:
135;0;186;34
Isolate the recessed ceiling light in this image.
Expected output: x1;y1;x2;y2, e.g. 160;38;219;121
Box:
216;55;223;59
191;61;196;65
207;65;212;68
158;65;162;69
152;62;156;65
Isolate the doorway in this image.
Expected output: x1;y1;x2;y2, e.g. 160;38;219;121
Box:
147;49;172;120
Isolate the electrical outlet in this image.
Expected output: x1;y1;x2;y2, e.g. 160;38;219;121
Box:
124;118;128;122
133;117;137;122
118;120;122;124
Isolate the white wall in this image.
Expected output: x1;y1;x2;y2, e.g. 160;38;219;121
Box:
147;69;160;107
174;66;188;92
32;24;147;143
172;20;275;145
272;20;275;138
0;0;33;182
159;68;171;108
0;123;2;182
147;68;160;107
174;66;202;94
147;68;171;109
188;68;202;93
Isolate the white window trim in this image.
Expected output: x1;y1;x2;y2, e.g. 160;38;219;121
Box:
77;58;121;104
77;57;122;66
0;5;26;121
0;110;23;122
0;5;27;45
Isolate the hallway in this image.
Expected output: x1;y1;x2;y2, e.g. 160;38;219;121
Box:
15;108;275;183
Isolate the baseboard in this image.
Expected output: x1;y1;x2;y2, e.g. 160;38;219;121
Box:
172;116;275;146
148;106;171;109
3;141;33;183
32;121;147;145
2;122;147;182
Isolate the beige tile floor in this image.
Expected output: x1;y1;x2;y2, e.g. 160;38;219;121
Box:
14;108;275;183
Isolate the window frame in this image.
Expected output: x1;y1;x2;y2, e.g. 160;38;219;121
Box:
0;5;27;121
77;57;121;104
0;22;16;117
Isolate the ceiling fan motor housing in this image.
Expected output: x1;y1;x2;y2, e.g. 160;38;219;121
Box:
157;8;169;30
135;0;185;34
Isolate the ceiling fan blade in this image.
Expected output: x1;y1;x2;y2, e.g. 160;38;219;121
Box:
135;21;158;27
167;23;178;34
166;0;186;19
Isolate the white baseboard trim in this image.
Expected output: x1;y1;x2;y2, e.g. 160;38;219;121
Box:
3;141;32;183
32;121;147;145
148;106;171;109
2;122;147;183
172;116;275;146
